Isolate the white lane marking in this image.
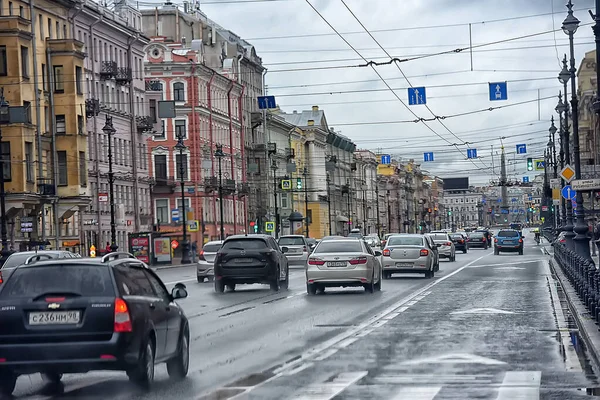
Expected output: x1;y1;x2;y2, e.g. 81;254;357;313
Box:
314;348;338;361
290;371;368;400
378;374;493;384
228;252;491;399
494;267;526;270
283;362;314;376
390;386;442;400
400;353;507;366
496;371;541;400
337;337;358;349
396;306;409;313
405;300;418;306
372;319;389;328
164;278;197;285
545;260;582;372
383;312;400;320
469;261;538;268
451;308;516;315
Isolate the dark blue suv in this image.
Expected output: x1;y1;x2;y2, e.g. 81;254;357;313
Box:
494;229;523;255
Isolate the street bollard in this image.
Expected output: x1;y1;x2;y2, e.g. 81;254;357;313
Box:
588;263;598;311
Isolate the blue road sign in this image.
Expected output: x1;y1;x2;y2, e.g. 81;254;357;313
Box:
408;87;427;105
171;208;180;223
535;160;545;169
467;149;477;159
489;82;508;101
187;187;195;194
497;198;502;203
423;152;434;162
519;209;525;214
516;144;527;154
523;176;529;183
501;209;509;214
562;185;576;200
257;95;276;110
511;198;517;202
528;195;533;200
380;154;391;165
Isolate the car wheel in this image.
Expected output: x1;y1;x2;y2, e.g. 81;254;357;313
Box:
270;271;281;292
227;283;236;291
281;267;289;289
307;283;317;295
214;279;225;293
382;271;389;279
463;249;467;254
0;373;17;397
41;372;63;384
207;276;214;282
425;270;432;279
364;276;375;293
128;339;155;389
167;327;189;380
197;276;204;283
374;274;382;291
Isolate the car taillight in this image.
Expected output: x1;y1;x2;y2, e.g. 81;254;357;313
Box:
381;241;386;247
482;238;487;242
349;256;368;265
519;238;523;243
382;249;391;257
114;298;132;333
459;240;464;244
494;238;498;243
198;250;206;261
308;258;325;265
420;249;429;256
445;242;452;246
0;271;3;284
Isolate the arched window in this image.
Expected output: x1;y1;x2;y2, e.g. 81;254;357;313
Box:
173;82;185;102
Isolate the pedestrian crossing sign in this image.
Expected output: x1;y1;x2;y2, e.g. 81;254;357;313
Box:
281;179;291;190
265;221;275;232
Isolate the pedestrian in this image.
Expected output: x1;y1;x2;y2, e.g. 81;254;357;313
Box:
105;242;111;254
191;241;198;263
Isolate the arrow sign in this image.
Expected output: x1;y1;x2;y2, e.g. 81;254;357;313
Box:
523;176;529;183
423;152;434;162
489;82;508;101
408;87;427;105
562;185;576;200
516;144;527;154
257;95;276;110
467;149;477;159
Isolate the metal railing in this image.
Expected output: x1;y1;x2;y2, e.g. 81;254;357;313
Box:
554;243;599;320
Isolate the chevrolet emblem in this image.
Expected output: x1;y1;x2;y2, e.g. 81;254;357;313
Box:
48;303;61;310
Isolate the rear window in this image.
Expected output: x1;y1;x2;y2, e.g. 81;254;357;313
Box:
222;239;268;250
0;265;114;298
498;230;519;237
2;253;60;269
203;243;223;252
450;234;463;239
278;237;305;246
315;241;363;253
387;237;423;246
431;234;449;241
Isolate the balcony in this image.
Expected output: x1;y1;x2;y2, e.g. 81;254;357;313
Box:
145;80;163;91
38;182;55;196
223;179;236;195
237;182;250;197
115;67;132;85
136;116;154;133
85;99;100;118
153;176;176;194
204;177;218;192
100;61;117;80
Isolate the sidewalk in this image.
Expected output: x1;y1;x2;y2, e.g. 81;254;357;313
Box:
151;262;196;270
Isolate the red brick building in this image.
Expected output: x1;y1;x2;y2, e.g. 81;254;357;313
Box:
145;40;248;245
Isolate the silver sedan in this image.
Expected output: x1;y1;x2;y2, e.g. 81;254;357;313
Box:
305;238;382;294
381;234;437;279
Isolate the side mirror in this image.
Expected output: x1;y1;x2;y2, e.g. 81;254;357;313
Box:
374;251;382;257
436;244;441;248
171;283;188;299
281;246;289;253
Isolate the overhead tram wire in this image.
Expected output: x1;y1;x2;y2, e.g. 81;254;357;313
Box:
303;0;480;169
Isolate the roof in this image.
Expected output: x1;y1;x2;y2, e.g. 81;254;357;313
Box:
280;109;327;129
225;234;272;240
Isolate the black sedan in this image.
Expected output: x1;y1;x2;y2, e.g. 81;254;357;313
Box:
468;231;489;249
0;255;190;396
449;233;468;253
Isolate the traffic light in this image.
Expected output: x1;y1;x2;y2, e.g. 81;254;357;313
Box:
250;221;258;233
527;158;533;171
448;210;452;216
296;177;302;189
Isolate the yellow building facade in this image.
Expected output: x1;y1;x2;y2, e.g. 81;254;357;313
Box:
0;0;89;251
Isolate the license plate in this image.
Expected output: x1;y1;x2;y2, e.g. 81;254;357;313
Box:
396;263;412;267
504;241;514;244
327;261;347;267
234;258;253;263
29;311;80;325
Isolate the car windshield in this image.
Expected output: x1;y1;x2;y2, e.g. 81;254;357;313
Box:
387;237;423;246
203;243;223;252
347;233;362;238
314;241;363;253
470;233;484;238
278;237;305;246
2;252;61;269
0;265;114;298
431;234;448;241
498;230;519;237
222;239;268;250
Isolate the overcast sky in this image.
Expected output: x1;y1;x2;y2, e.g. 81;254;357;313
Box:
187;0;596;185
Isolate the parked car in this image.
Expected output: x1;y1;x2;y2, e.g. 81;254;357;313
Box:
197;241;223;282
468;231;489;249
381;233;400;248
450;233;468;253
347;228;364;239
429;232;456;261
306;237;382;294
365;234;381;248
1;250;80;271
214;235;289;293
381;234;437;278
494;229;524;255
0;252;190;396
278;235;311;267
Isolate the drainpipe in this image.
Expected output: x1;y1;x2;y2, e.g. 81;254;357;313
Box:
46;48;59;249
88;14;103;249
238;84;246;232
227;81;235;234
207;72;216;237
28;0;45;240
68;1;85;40
127;34;140;235
190;59;198;245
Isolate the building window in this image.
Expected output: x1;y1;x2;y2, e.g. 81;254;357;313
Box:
20;46;28;78
63;24;67;39
57;151;67;185
149;99;157;123
175;153;188;180
19;5;23;18
281;194;288;209
77;115;84;135
56;115;66;135
155;199;169;225
75;66;82;94
8;2;12;15
47;18;52;39
55;21;59;39
176;198;190;214
154;154;167;180
25;142;33;182
1;142;10;182
23;101;31;123
38;15;42;37
154;120;165;140
53;65;64;92
173;82;185;102
174;120;186;139
79;151;86;186
0;46;5;77
41;63;46;90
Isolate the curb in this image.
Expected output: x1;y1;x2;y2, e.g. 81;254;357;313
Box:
549;257;600;370
152;263;196;271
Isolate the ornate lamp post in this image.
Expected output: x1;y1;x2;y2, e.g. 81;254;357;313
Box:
174;133;190;264
0;89;10;263
214;144;225;241
101;115;118;252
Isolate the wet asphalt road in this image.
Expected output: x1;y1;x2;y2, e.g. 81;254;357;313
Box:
11;233;599;399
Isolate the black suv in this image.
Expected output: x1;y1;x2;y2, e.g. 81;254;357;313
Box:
214;235;290;293
0;252;190;396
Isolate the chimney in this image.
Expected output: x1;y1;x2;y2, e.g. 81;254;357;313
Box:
312;105;319;111
293;110;297;114
307;120;314;126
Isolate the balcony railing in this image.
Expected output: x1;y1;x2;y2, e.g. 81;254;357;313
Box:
136;116;153;133
100;61;117;80
85;99;100;118
115;67;132;85
145;80;163;91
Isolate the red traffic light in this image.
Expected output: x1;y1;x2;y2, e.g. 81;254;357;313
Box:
249;221;256;227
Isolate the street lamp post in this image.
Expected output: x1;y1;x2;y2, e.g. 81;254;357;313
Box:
303;167;309;238
102;115;118;253
215;144;226;241
556;92;568;228
0;89;10;263
174;133;191;264
563;1;591;259
558;55;575;248
549;118;559;228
